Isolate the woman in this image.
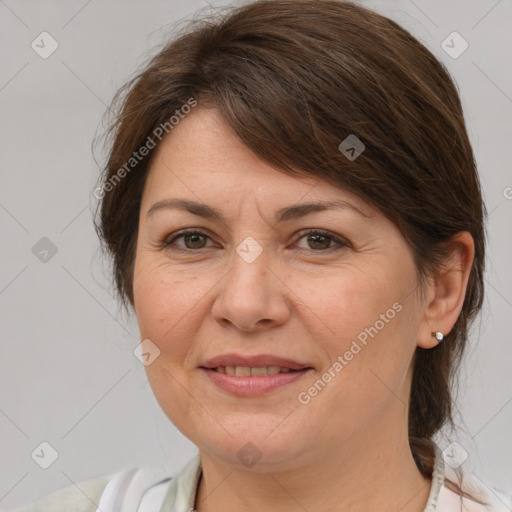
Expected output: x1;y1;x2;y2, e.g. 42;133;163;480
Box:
11;0;511;511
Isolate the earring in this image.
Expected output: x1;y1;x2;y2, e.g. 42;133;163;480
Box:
432;331;444;342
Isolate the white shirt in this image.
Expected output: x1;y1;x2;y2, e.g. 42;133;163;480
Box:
9;441;512;511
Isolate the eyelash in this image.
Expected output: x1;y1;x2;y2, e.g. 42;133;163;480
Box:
160;228;349;254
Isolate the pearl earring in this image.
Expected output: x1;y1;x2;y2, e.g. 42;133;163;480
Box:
432;331;444;342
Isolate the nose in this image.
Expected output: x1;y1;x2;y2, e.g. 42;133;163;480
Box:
211;245;291;333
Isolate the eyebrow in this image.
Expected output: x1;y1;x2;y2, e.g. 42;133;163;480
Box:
146;198;372;222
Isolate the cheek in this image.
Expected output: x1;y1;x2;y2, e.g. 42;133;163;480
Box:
133;262;203;430
287;263;406;347
133;259;199;355
290;260;419;389
291;275;416;434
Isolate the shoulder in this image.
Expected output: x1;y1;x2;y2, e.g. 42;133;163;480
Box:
427;440;512;512
439;472;512;512
7;460;192;512
7;473;114;512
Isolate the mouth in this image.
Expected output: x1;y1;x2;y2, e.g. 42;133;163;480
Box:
208;365;301;376
200;353;312;372
199;353;314;396
199;365;314;397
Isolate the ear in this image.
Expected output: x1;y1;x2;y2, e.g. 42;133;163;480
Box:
417;231;475;349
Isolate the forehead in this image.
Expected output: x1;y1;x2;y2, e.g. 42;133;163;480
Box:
143;108;376;220
147;107;310;185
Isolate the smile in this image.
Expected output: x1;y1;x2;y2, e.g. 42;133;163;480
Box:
212;366;295;375
201;367;313;396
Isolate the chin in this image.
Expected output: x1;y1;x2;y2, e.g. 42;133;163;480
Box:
190;419;314;472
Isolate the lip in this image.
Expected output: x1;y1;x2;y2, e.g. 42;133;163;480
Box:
200;367;314;397
200;353;311;371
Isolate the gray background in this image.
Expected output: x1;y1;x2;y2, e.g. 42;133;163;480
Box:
0;0;511;509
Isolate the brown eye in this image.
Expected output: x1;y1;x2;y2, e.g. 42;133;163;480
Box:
306;233;331;250
162;230;212;251
182;232;208;249
295;229;349;253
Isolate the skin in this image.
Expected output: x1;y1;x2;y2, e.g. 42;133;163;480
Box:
133;107;474;512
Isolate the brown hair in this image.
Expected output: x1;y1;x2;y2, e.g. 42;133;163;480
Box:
94;0;486;504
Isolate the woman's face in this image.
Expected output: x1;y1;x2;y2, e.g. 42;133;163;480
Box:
133;107;428;471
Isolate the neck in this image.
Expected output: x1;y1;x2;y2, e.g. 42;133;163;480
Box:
194;415;432;512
